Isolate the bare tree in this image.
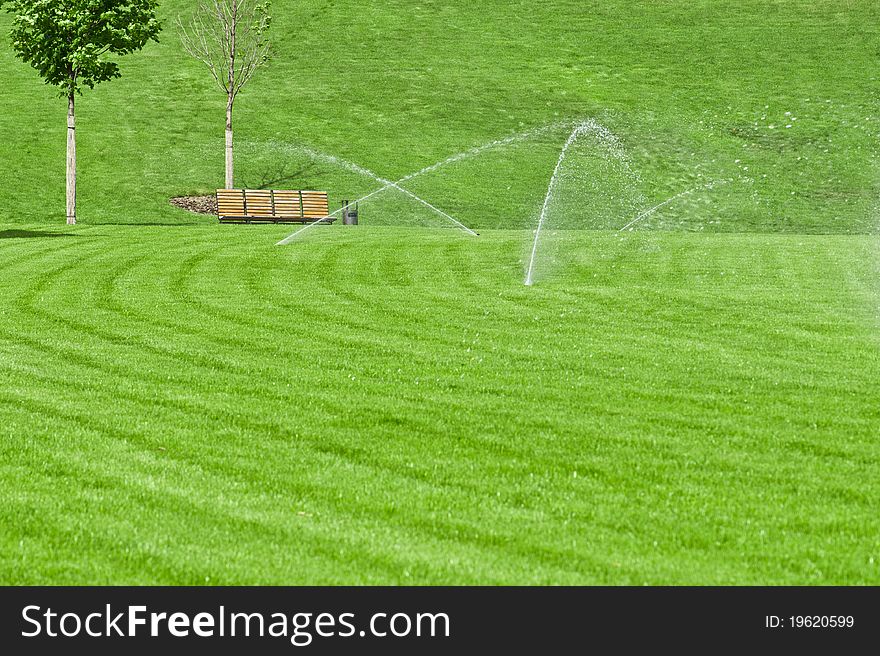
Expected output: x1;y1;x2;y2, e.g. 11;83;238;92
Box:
178;1;271;189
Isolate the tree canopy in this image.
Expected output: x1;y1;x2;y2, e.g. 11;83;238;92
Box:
1;0;162;94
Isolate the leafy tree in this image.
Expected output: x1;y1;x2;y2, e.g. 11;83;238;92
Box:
178;1;271;190
1;0;161;224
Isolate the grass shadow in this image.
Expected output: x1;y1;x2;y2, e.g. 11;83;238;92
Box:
95;222;207;227
0;229;79;239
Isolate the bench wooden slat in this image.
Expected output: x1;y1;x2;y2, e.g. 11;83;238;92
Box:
272;190;303;218
217;189;335;224
244;190;273;216
217;189;245;214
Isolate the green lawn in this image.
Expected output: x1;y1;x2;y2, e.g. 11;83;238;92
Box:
0;225;878;584
0;0;879;584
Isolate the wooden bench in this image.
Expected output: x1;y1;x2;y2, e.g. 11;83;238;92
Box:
216;189;336;224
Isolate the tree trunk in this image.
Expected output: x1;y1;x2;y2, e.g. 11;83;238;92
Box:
66;92;76;225
225;2;237;190
225;97;234;189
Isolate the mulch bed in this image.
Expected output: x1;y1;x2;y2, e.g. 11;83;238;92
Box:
170;195;217;215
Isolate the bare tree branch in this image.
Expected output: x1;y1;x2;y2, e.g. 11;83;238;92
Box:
178;0;270;97
177;0;271;188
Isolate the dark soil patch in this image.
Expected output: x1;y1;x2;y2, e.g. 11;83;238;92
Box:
170;195;217;215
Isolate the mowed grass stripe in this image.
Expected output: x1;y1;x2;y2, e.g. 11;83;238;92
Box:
5;229;872;446
1;226;878;583
5;229;872;440
0;383;631;585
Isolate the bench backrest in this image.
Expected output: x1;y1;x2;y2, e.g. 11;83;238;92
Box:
301;191;330;220
216;189;330;219
245;189;274;217
273;190;302;217
217;189;246;217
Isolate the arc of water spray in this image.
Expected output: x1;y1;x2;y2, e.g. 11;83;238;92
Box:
618;180;730;232
275;122;584;246
276;177;475;245
275;183;394;245
524;123;594;286
394;121;578;184
276;151;479;245
298;147;478;237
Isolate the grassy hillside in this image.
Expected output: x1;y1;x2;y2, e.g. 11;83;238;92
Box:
0;1;878;232
1;225;878;584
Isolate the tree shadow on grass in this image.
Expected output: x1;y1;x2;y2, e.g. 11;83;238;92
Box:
243;162;328;190
0;229;79;239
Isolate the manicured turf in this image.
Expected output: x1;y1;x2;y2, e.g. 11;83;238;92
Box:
0;1;878;232
0;1;879;584
0;225;878;584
